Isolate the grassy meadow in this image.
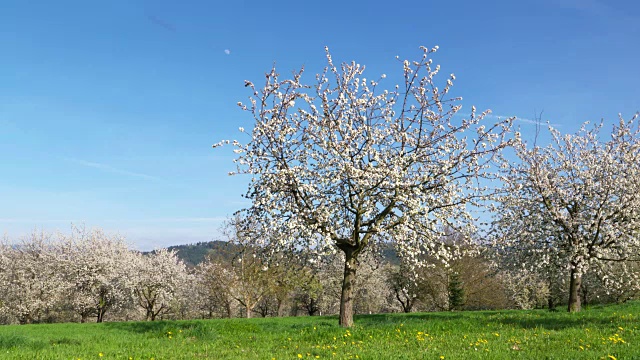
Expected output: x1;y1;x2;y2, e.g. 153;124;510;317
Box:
0;302;639;359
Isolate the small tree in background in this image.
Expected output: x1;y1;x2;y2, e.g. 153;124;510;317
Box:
447;271;464;311
218;45;513;326
386;263;422;313
0;231;63;324
58;226;135;323
132;248;189;321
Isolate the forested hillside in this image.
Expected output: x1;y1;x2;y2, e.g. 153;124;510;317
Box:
163;240;237;266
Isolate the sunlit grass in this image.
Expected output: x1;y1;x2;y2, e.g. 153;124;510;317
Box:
0;302;638;359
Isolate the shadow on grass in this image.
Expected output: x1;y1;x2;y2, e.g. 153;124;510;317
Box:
356;307;627;332
356;311;465;326
0;334;48;350
494;314;617;331
103;320;219;341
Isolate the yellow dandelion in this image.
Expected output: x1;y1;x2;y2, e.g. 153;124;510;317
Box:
608;356;617;360
99;353;103;357
297;354;303;359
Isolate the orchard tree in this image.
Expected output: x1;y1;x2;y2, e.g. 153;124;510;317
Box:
217;46;513;326
385;263;421;313
193;259;237;318
58;226;136;322
492;115;640;312
220;216;278;319
0;231;63;324
132;248;189;321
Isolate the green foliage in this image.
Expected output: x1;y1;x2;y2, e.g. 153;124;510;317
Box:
448;271;465;311
1;302;639;359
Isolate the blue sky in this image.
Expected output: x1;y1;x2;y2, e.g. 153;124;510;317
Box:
1;0;638;250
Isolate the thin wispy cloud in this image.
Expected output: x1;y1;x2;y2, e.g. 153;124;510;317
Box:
0;217;226;224
224;49;231;55
484;114;562;128
0;218;71;223
65;158;160;181
141;217;227;223
553;0;610;15
457;112;561;127
146;14;176;32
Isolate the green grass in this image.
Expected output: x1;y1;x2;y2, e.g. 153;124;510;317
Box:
0;303;639;359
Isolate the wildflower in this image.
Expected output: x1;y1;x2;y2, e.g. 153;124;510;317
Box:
99;353;103;357
297;355;303;359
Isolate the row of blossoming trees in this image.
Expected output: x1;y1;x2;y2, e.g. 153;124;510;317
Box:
0;223;494;324
0;218;637;325
217;44;640;326
0;227;189;324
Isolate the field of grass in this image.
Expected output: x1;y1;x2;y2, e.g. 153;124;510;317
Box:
0;302;639;359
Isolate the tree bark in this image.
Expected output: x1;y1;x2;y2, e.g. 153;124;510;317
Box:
96;309;105;323
277;299;285;317
339;251;358;327
568;266;582;312
547;276;556;310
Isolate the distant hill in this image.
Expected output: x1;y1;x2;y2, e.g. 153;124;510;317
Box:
165;240;238;266
166;240;399;267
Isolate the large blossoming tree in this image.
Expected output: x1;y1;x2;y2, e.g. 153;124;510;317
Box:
218;46;513;326
491;115;640;312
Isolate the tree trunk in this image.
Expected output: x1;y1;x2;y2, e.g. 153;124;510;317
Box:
403;301;413;313
96;309;105;323
245;304;252;319
277;299;286;317
339;251;358;327
568;266;582;312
